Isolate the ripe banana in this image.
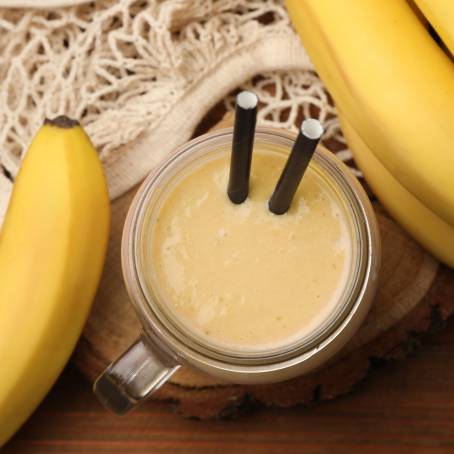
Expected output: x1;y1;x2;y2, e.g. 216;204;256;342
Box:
0;117;110;446
339;114;454;267
413;0;454;57
408;0;430;30
285;0;454;227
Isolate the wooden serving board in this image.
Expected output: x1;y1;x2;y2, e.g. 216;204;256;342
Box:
73;113;454;418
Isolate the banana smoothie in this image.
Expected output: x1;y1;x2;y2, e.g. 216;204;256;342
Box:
149;149;353;352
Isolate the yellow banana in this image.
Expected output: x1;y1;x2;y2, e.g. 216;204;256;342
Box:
285;0;454;227
340;114;454;267
408;0;430;30
0;117;110;446
413;0;454;57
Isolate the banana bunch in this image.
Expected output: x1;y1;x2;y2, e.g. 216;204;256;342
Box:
0;117;110;446
286;0;454;267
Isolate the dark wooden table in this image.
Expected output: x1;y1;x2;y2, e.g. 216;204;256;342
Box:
3;317;454;454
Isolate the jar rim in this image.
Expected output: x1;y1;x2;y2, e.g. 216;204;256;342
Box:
121;126;380;374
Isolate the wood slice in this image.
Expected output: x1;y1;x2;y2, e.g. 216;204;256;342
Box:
73;113;454;418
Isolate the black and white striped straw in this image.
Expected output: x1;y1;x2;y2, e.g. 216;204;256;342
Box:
227;90;258;204
268;119;324;215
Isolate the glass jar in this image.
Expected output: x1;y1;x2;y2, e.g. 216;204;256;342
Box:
94;127;381;414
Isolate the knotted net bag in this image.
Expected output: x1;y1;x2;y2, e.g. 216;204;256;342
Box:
0;0;351;222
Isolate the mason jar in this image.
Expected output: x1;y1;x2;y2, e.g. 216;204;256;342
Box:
94;127;381;414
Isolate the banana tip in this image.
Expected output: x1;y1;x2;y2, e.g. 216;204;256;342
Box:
44;115;80;129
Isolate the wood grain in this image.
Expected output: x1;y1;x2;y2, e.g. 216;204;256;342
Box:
5;315;454;453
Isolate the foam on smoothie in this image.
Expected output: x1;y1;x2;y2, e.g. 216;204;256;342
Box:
150;149;352;352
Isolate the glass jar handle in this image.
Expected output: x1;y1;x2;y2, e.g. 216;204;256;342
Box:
93;334;180;414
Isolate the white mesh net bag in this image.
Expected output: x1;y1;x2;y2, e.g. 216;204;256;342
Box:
0;0;350;221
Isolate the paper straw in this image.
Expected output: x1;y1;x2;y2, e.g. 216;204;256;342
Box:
269;119;324;215
227;91;258;204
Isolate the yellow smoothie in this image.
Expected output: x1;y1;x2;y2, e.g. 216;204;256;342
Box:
150;149;353;352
